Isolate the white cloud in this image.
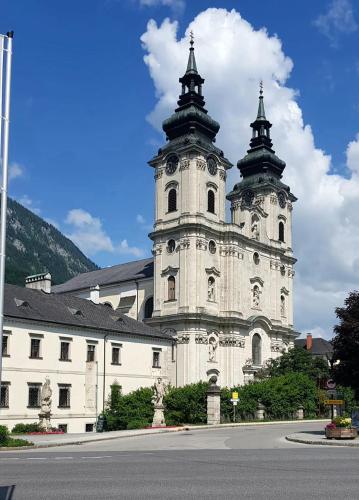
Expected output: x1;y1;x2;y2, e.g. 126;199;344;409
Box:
9;162;24;181
18;194;41;215
141;8;359;339
136;214;146;224
65;208;144;258
139;0;185;15
314;0;357;46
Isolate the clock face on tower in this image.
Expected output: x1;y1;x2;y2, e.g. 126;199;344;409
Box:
165;154;179;175
278;191;286;209
207;156;217;176
243;189;254;206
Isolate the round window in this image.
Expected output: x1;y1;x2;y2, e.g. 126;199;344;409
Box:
209;241;216;254
253;252;260;265
167;239;176;253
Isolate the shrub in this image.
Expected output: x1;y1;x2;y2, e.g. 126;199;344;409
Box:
164;382;208;425
126;419;150;430
104;386;154;431
221;373;318;421
12;422;44;434
0;425;9;445
3;437;33;447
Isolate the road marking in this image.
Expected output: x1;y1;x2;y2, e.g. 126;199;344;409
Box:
81;456;112;459
54;456;74;460
26;458;46;460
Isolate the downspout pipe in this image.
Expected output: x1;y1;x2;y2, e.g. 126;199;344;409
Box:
102;332;110;415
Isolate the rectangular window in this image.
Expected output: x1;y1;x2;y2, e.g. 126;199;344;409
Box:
87;344;95;362
2;336;8;356
152;350;161;368
58;385;71;408
30;338;41;359
58;424;68;433
85;423;94;433
111;346;121;365
60;341;70;361
28;384;41;408
0;383;9;408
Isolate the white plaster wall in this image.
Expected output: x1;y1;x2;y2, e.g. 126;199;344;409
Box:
0;320;172;433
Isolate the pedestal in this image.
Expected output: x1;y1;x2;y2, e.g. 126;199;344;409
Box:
296;405;304;420
38;412;52;431
207;385;221;425
152;404;166;427
255;402;265;421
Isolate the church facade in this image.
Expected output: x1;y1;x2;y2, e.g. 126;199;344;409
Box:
54;41;298;388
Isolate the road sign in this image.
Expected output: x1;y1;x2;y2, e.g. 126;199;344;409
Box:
326;379;336;390
324;399;344;405
326;389;337;397
230;398;240;404
232;391;239;400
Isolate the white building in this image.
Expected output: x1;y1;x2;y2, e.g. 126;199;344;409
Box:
54;41;298;388
1;280;173;433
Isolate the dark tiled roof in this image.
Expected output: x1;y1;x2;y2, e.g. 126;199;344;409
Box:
4;283;169;341
52;257;154;293
295;337;333;356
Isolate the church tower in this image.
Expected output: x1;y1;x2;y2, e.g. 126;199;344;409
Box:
148;38;232;385
148;42;297;387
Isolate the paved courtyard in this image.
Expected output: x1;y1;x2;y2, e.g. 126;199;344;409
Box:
0;422;357;500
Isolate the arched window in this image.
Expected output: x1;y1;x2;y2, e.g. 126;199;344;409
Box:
207;190;215;214
207;277;215;301
279;221;285;242
168;189;177;213
168;276;176;301
252;333;262;366
280;295;285;317
167;239;176;253
103;302;113;308
144;296;154;319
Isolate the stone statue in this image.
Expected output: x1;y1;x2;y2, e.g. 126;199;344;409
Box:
40;377;52;413
208;337;218;362
251;223;259;240
253;286;260;308
152;378;167;428
207;278;215;302
39;377;52;431
152;377;166;406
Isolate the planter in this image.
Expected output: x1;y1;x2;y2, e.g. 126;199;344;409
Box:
326;427;358;440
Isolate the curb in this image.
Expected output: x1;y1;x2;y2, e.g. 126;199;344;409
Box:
184;419;329;431
285;434;359;447
1;427;185;451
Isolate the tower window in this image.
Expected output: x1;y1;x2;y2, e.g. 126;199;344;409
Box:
208;241;216;254
279;221;285;242
252;333;262;366
167;239;176;253
168;189;177;212
280;295;285;317
253;252;260;265
207;190;215;214
144;296;154;319
168;276;176;301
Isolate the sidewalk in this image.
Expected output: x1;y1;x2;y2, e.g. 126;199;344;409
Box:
286;430;359;447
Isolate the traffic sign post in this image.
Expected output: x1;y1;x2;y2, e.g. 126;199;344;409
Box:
230;393;239;423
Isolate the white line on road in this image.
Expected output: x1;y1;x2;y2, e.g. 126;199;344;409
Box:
26;458;46;460
54;457;74;460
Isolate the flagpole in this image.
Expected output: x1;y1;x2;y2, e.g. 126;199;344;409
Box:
0;31;13;399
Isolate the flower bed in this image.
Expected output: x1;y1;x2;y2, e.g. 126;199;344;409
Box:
325;417;358;440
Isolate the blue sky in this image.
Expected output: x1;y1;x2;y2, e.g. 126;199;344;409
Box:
2;0;359;336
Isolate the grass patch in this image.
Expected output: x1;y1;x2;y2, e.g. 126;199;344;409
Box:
1;437;33;448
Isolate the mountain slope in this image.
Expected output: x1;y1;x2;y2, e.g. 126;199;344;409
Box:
4;197;98;286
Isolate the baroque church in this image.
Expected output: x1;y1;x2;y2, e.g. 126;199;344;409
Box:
53;40;298;388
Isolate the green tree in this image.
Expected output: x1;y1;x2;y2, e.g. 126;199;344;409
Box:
256;347;329;382
332;291;359;398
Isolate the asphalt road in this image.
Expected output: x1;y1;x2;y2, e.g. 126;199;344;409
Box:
0;422;358;500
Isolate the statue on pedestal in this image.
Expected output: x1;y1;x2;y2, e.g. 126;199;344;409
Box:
39;377;52;431
151;378;167;428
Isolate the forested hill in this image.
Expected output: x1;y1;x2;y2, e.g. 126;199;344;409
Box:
4;197;99;286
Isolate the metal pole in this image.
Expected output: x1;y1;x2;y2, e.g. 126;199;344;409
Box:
0;31;13;399
0;36;4;158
